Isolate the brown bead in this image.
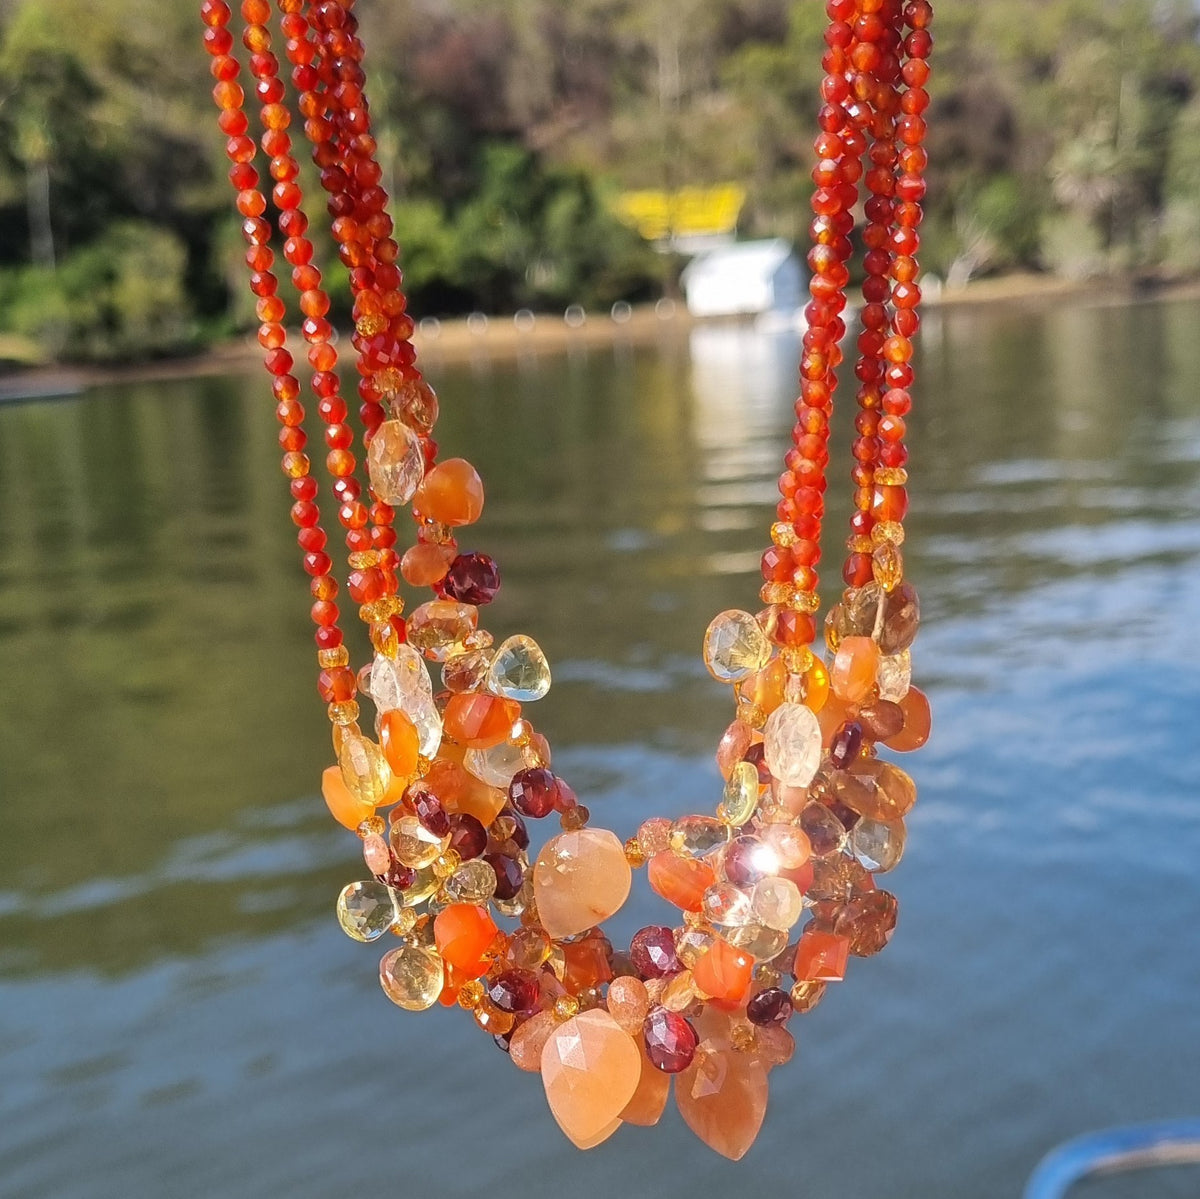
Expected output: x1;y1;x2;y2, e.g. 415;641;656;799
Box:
880;581;920;654
858;699;905;741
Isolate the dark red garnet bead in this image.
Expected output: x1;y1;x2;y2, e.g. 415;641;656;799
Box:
374;858;415;891
437;552;501;605
746;987;793;1026
723;836;770;888
830;720;864;769
630;925;682;979
508;767;557;818
498;804;530;850
448;813;487;860
486;851;524;901
643;1007;698;1073
408;786;451;838
487;969;540;1013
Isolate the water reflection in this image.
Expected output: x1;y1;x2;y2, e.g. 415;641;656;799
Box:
1;297;1199;1199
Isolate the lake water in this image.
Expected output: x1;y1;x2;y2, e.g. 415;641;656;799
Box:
2;298;1199;1199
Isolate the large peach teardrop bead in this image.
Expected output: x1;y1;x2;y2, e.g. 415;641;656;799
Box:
541;1009;641;1148
321;765;375;830
675;1037;769;1161
533;829;632;939
621;1041;671;1127
413;457;485;527
647;851;716;912
830;636;881;703
443;692;520;749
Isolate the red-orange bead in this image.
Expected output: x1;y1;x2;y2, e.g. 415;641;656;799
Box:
692;939;753;1011
443;693;520;750
379;710;420;777
647;851;715;913
413;459;485;527
434;904;498;974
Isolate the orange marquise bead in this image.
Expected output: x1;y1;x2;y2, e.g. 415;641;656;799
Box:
443;692;521;749
321;764;376;830
830;635;882;703
647;850;716;913
692;939;754;1011
379;709;420;777
413;458;485;527
434;903;499;975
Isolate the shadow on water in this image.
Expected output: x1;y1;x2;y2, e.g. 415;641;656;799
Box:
0;297;1198;1198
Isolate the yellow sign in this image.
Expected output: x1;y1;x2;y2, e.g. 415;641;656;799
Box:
614;185;746;242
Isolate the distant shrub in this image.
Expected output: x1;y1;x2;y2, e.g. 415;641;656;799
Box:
4;221;195;362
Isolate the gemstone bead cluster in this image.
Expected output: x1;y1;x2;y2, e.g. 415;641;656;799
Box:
204;0;933;1161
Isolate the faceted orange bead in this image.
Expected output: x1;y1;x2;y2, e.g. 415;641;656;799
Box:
817;693;858;748
378;710;420;778
647;851;716;913
803;656;830;712
433;903;498;974
423;757;507;826
561;934;615;993
443;692;520;749
793;928;850;982
692;939;753;1011
830;635;881;703
413;458;485;527
400;541;455;587
321;764;375;830
736;657;787;715
886;685;932;751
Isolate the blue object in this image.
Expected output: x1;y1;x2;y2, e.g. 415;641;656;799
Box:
1025;1120;1200;1199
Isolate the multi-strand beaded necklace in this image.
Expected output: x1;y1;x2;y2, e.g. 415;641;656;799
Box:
202;0;932;1160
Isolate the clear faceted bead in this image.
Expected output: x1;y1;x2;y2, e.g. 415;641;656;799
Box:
763;702;822;788
390;815;449;869
407;601;479;662
379;944;445;1011
366;419;425;505
850;816;907;872
877;650;912;702
751;876;804;931
702;882;754;927
369;645;433;712
703;610;772;683
670;815;731;859
336;879;397;942
463;740;526;788
486;635;551;702
725;922;789;961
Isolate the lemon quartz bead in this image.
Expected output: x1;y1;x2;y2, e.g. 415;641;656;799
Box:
336;880;398;942
379;944;445;1011
703;610;772;683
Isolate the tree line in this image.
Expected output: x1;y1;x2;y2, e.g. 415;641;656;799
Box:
1;0;1199;362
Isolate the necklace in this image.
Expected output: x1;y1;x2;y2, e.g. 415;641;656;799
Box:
202;0;933;1161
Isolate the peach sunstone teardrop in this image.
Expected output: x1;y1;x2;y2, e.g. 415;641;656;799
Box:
532;829;632;939
541;1008;641;1148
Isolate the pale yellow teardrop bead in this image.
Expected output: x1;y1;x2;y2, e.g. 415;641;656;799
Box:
400;865;441;906
366;419;425;504
762;702;822;788
487;634;551;702
337;728;393;805
336;880;398;942
379;944;444;1011
670;815;731;858
718;760;761;827
751;876;804;931
390;815;449;869
850;816;907;873
703;610;772;683
725;922;788;961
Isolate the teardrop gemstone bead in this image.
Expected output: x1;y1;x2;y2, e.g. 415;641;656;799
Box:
830;636;882;703
487;634;552;701
717;760;761;827
850;816;907;872
335;879;397;942
369;645;433;712
406;600;478;661
703;610;772;683
533;829;632;939
675;1031;769;1161
379;944;445;1011
762;702;822;788
413;457;485;527
366;419;425;504
620;1041;671;1126
541;1008;642;1148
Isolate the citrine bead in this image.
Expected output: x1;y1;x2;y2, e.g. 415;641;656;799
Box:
434;903;498;974
793;928;850;982
692;939;753;1010
702;882;754;928
763;701;822;787
669;815;730;858
724;922;788;962
463;740;526;787
647;851;716;913
851;816;907;872
337;729;393;806
703;610;772;683
390;815;448;868
831;635;882;703
366;419;424;504
406;600;478;661
379;944;445;1011
336;880;397;942
378;710;420;778
877;649;912;701
789;979;827;1013
718;760;761;827
444;692;520;749
442;857;498;904
486;634;552;701
321;764;376;830
751;876;804;931
413;457;485;526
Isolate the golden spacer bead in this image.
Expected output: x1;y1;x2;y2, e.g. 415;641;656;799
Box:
754;964;782;989
510;719;533;747
359;596;404;624
781;645;814;675
737;701;766;729
729;1021;757;1053
789;590;821;614
413;754;433;778
554;995;580;1022
872;542;904;592
873;467;908;486
433;850;461;879
348;550;381;569
769;521;798;548
391;907;418;937
790;979;827;1013
317;645;350;669
356;313;388;337
871;520;906;547
624;836;646;868
457;979;486;1010
327;700;361;726
356;815;386;839
759;581;793;606
847;533;875;553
